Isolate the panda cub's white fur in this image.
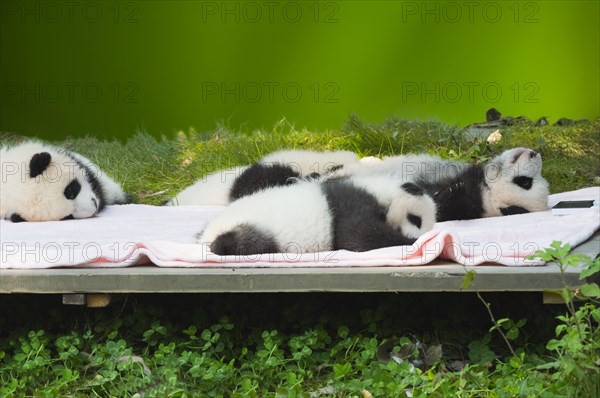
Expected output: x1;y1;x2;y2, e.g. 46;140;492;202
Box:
165;149;359;206
167;166;249;206
260;149;359;177
199;181;334;253
0;141;129;222
198;175;436;255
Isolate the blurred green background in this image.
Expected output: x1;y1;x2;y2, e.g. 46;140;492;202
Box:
1;0;598;139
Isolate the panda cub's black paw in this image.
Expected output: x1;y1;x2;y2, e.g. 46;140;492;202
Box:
401;182;424;196
10;213;27;223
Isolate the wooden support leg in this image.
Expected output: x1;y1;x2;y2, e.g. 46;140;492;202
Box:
62;293;86;305
62;293;112;307
86;294;112;308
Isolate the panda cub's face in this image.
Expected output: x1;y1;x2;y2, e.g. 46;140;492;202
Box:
483;147;550;217
11;150;101;222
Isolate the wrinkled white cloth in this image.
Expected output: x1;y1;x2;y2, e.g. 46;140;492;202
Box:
1;187;598;269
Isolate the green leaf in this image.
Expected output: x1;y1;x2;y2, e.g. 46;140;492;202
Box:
509;356;522;368
506;327;519;341
61;368;73;380
546;339;561;350
286;372;297;385
183;325;197;336
579;283;600;298
201;329;212;341
333;363;352;379
561;287;572;303
337;326;349;339
14;353;26;362
551;240;570;253
460;270;476;290
468;340;495;365
536;360;560;370
591;308;600;323
580;261;600;279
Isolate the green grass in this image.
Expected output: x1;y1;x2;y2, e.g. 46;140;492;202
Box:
1;115;599;397
1;288;598;397
5;115;597;205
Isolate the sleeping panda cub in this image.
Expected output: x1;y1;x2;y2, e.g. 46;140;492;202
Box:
197;176;437;255
0;141;130;222
341;147;549;221
164;149;359;206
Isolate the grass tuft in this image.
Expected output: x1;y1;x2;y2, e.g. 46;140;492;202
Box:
2;115;599;203
33;115;597;204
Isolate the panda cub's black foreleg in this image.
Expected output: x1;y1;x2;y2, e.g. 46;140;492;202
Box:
419;165;485;221
229;163;301;202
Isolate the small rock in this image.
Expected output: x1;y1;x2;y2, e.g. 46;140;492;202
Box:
446;360;466;372
486;108;502;122
535;117;549;126
555;117;575;126
309;386;336;397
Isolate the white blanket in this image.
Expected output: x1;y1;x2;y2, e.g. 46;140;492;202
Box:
1;187;598;269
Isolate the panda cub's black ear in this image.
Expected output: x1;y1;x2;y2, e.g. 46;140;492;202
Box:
29;152;52;178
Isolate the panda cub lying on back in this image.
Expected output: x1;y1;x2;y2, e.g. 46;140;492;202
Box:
165;149;359;206
0;142;130;222
198;176;437;255
197;147;549;255
341;147;550;221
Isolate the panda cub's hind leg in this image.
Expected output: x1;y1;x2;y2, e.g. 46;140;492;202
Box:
209;223;280;256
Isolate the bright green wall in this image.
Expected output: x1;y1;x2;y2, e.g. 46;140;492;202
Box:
1;0;598;139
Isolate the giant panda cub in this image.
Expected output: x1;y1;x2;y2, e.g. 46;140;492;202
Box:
164;149;359;206
341;147;549;221
0;141;130;222
197;176;437;256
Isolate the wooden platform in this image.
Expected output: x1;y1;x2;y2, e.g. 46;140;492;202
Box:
1;232;598;294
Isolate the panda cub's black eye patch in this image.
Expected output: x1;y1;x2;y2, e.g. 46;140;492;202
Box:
407;213;422;229
64;180;82;200
512;176;533;190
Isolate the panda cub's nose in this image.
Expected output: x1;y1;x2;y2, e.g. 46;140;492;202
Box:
529;150;538;159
